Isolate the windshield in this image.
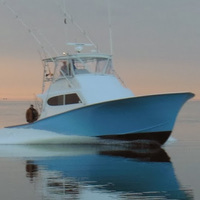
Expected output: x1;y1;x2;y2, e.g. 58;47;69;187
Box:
52;56;113;78
72;57;113;75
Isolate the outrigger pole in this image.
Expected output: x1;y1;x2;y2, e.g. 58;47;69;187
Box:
1;0;58;59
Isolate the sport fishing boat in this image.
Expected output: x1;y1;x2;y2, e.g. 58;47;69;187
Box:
7;43;194;145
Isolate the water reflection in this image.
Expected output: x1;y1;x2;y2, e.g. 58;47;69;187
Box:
18;145;193;199
26;160;38;182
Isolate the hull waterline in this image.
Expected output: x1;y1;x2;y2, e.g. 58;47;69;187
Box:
7;92;194;145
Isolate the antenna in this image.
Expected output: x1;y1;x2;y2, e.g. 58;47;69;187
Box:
62;0;69;46
107;0;113;56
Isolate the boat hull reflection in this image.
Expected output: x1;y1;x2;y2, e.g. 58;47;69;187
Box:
21;145;193;199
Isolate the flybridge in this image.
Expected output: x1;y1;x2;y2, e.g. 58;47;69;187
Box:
42;52;114;92
43;54;113;77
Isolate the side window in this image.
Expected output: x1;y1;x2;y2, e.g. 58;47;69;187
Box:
47;95;63;105
48;93;81;106
65;94;81;104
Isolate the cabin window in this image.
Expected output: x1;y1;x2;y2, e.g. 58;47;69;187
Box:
48;95;63;105
47;93;81;106
65;93;80;104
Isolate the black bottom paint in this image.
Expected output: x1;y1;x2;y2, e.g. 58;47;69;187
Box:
100;148;171;162
98;131;171;145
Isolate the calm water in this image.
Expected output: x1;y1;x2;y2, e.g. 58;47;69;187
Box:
0;100;199;200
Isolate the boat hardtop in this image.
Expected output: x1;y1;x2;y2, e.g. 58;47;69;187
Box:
43;53;112;62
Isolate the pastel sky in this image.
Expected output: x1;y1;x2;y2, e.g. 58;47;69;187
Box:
0;0;199;100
